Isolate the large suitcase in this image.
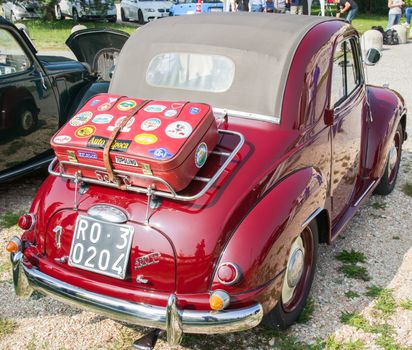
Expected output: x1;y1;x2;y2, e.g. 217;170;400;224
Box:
51;94;218;192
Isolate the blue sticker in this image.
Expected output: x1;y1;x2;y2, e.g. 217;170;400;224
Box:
149;148;173;160
90;99;100;107
92;114;113;124
77;150;98;160
189;107;200;115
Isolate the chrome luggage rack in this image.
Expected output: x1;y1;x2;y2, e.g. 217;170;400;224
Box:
48;129;244;202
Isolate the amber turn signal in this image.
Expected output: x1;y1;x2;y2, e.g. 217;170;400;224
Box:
6;236;21;253
209;290;230;311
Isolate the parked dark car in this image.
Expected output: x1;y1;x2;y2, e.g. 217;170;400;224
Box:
0;18;129;182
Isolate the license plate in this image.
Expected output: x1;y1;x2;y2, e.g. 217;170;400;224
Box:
69;216;134;279
210;7;223;12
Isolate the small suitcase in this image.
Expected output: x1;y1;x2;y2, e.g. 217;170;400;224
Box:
51;94;218;192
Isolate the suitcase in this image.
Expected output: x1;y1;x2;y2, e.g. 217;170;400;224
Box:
51;94;218;192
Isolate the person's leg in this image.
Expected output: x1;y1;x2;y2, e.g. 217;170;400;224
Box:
406;8;412;25
387;13;397;29
251;3;262;11
345;7;358;23
394;13;401;25
298;5;303;14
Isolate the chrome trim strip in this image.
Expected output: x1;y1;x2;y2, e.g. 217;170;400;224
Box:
0;157;52;181
301;207;322;228
15;259;263;343
213;107;280;124
353;180;377;207
48;130;245;202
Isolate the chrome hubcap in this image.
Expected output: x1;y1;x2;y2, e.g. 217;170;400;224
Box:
387;143;398;175
21;111;33;131
282;236;305;304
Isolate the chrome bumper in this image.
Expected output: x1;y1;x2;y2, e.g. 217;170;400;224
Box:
11;254;263;346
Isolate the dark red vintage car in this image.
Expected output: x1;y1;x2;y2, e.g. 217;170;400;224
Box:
8;13;407;348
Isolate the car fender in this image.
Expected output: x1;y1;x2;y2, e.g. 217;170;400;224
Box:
365;86;405;179
211;167;327;310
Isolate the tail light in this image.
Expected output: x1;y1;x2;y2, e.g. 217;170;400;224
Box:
209;290;230;311
18;213;35;231
6;236;22;253
217;262;241;285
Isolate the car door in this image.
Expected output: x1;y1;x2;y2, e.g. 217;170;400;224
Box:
0;26;59;175
59;0;70;15
329;37;364;224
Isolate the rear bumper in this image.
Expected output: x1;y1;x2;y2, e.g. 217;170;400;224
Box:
12;253;263;346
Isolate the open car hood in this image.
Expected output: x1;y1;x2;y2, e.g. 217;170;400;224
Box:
66;28;129;81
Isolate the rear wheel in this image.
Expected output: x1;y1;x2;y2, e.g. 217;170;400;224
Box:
138;9;144;24
263;220;318;329
15;104;38;136
121;8;129;21
374;123;403;195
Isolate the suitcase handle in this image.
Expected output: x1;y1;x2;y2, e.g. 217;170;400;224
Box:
103;99;151;189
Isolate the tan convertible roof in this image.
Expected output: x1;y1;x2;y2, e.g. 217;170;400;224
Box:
110;13;337;122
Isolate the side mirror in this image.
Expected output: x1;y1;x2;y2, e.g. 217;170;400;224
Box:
364;48;381;66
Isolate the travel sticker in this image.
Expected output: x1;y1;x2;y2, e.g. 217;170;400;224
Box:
92;114;113;124
117;100;137;111
90;99;100;107
149;148;173;160
115;156;138;167
98;102;112;112
164;109;178;118
87;136;131;152
75;125;96;138
77;150;98;160
189;107;200;115
69;111;93;126
144;104;166;113
107;116;135;133
53;135;72;144
134;133;158;145
195;142;208;168
67;150;78;163
165;121;192;139
141;118;161;131
171;102;184;109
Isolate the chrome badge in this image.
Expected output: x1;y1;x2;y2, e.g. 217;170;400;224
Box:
87;205;128;224
134;252;161;270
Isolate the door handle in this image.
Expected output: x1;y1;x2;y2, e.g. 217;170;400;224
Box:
39;71;47;91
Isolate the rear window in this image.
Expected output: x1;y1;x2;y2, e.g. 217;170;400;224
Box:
146;52;235;93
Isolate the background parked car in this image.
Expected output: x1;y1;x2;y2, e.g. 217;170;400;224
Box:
120;0;172;24
169;0;223;16
55;0;117;22
0;17;128;182
2;0;41;21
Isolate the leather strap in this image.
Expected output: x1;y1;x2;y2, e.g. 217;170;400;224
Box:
103;99;150;188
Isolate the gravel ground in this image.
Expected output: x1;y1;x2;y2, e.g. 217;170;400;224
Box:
0;43;411;350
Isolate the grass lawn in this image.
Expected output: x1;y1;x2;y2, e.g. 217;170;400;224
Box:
21;13;403;51
24;20;137;51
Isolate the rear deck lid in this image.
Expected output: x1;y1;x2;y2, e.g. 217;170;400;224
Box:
66;28;129;81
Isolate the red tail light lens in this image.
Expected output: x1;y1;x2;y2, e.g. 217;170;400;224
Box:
18;214;35;231
217;262;241;285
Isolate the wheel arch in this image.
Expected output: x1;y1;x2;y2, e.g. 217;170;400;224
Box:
210;167;328;313
366;86;405;179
